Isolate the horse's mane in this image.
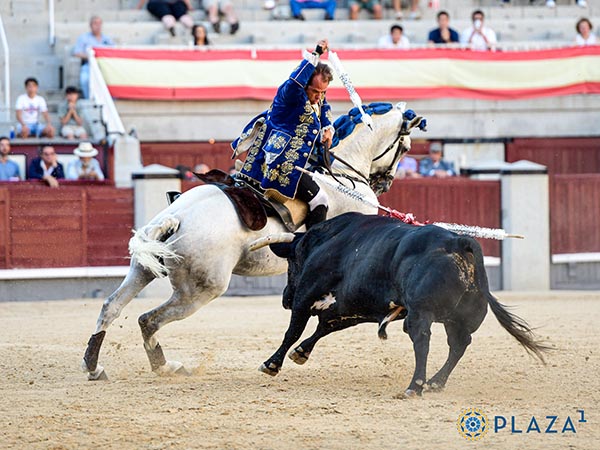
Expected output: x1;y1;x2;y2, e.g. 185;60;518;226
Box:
330;102;395;150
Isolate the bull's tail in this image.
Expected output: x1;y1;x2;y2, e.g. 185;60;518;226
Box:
128;215;183;278
461;236;551;364
486;293;551;363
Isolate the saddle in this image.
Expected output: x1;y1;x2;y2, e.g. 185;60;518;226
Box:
193;169;307;232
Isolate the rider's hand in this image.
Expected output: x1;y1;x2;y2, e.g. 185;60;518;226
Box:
321;127;333;148
315;39;329;55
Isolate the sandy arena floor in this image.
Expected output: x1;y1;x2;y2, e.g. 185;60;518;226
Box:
0;291;598;449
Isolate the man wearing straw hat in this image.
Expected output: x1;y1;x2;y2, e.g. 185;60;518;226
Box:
66;142;105;181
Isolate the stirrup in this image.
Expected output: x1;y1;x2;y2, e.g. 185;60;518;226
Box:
166;191;181;205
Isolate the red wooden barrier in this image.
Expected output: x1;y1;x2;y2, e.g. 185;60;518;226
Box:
0;182;133;269
141;142;234;173
1;174;598;270
550;174;600;254
506;138;600;174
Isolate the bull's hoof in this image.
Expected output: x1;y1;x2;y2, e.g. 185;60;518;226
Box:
288;347;310;365
403;389;420;398
258;362;280;376
425;381;445;392
155;360;189;377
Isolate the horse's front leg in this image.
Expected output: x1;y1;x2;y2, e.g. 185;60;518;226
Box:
82;263;155;380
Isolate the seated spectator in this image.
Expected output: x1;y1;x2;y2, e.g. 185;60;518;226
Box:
15;77;55;139
290;0;336;20
28;145;65;188
349;0;382;20
460;10;497;51
72;16;114;99
204;0;240;35
428;10;459;45
0;136;21;181
394;155;420;179
575;18;597;46
377;24;410;49
191;24;210;46
418;142;456;178
58;86;89;140
137;0;194;37
391;0;420;21
66;142;105;181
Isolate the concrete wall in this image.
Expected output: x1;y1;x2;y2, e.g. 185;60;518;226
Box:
113;94;600;142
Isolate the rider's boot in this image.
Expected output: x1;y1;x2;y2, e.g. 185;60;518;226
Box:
305;204;328;230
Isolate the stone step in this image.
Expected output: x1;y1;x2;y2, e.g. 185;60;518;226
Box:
51;14;595;48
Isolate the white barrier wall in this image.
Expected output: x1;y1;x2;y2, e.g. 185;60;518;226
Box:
501;161;550;290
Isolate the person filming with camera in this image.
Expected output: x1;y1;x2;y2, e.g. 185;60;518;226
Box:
460;10;497;51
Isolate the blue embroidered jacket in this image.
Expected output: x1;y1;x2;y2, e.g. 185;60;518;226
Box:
232;56;334;199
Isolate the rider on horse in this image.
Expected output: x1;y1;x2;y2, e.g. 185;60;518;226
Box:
232;39;334;229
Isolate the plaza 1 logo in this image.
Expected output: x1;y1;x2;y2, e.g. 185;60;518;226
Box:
457;408;587;440
457;408;490;441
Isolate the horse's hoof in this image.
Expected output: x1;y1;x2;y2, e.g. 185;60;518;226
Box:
258;362;280;376
155;360;187;377
174;365;192;376
288;348;309;365
87;365;108;381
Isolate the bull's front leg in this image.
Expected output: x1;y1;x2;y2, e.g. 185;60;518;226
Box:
260;309;311;376
405;312;433;397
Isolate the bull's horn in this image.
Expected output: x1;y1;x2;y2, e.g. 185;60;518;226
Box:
249;233;295;251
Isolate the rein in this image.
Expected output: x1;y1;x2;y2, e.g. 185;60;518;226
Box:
331;121;408;190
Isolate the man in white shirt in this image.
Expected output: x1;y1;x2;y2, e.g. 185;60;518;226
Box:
377;24;410;49
460;10;497;51
15;78;55;139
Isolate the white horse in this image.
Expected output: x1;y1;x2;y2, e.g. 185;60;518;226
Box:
82;103;425;380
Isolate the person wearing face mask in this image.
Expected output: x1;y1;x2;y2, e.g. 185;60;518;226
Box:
460;10;497;51
232;39;334;229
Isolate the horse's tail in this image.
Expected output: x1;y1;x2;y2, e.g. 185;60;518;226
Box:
458;236;551;364
128;214;183;278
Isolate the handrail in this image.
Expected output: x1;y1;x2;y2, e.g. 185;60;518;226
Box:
48;0;55;47
88;48;125;138
0;14;10;122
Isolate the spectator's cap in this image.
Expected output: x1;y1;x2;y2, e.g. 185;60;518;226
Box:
74;142;98;157
429;142;443;152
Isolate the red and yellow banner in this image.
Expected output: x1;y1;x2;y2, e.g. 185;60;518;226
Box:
94;46;600;101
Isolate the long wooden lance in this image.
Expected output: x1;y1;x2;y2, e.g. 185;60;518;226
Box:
327;51;374;131
296;166;524;240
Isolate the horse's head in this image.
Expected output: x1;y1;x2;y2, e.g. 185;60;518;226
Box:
330;102;426;195
368;105;426;196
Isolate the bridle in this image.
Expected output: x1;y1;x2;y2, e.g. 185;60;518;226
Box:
329;119;410;191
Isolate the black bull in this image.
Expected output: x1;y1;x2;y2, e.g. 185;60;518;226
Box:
259;212;549;396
